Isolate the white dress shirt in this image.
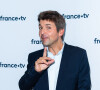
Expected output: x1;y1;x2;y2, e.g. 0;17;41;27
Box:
47;43;65;90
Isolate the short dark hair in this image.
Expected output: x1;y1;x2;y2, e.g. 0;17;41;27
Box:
38;10;66;41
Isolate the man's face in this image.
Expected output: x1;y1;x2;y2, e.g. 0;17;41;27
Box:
39;20;61;47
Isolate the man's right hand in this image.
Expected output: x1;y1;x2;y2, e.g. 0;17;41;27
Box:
35;47;54;73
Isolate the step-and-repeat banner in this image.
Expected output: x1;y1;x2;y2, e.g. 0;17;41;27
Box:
0;0;100;90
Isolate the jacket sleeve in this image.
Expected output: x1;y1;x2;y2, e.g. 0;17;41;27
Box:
18;53;43;90
78;50;91;90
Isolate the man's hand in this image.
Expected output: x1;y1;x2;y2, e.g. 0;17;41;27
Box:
35;47;54;73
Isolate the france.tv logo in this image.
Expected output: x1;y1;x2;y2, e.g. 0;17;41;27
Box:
0;62;25;68
0;15;26;21
62;13;89;19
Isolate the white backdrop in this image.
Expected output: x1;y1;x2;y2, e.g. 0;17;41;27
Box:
0;0;100;90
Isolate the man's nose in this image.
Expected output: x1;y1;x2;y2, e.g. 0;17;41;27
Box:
41;28;47;34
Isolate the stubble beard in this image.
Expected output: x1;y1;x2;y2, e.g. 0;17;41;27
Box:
42;36;59;48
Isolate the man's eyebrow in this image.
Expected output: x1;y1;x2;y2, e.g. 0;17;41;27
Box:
39;24;51;26
45;24;51;26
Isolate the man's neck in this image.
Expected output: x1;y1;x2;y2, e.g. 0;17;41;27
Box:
48;40;64;55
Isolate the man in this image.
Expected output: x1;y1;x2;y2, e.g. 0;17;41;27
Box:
19;10;91;90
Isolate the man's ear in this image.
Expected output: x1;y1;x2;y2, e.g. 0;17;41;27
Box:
59;29;64;37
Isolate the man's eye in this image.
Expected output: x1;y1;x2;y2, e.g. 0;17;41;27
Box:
39;27;42;30
47;27;51;29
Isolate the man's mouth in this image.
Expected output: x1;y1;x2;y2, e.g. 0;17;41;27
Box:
41;35;48;41
42;37;48;41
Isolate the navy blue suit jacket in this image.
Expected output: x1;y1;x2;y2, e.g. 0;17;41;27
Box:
19;43;91;90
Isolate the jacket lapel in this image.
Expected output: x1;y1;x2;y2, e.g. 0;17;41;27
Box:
35;49;49;90
56;43;70;90
38;70;49;90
